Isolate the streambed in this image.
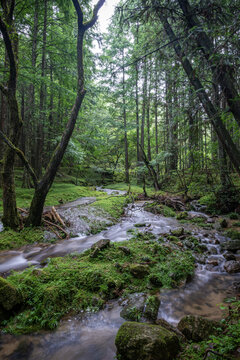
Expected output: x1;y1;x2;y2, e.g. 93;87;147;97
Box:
0;192;239;359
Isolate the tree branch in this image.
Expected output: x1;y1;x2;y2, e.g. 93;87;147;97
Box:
0;130;38;188
84;0;105;30
71;0;83;25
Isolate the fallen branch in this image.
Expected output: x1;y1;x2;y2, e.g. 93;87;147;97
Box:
46;225;62;239
43;219;69;239
52;206;66;227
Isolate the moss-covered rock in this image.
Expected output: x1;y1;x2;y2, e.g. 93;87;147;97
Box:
177;315;221;342
176;212;188;220
0;277;22;311
170;228;184;237
129;264;149;279
221;239;240;252
115;321;180;360
224;260;240;273
143;295;160;322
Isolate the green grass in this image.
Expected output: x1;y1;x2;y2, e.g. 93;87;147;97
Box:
2;231;194;334
91;195;129;220
0;228;45;250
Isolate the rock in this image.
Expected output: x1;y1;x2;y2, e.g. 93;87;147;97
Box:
224;260;240;273
220;219;228;228
90;239;110;258
221;239;240;252
0;277;22;311
209;247;218;255
170;228;184;237
120;294;160;323
119;246;131;255
130;264;149;278
155;318;185;340
120;293;146;321
223;253;236;261
207;259;219;267
177;315;221;341
143;295;160;322
115;322;180;360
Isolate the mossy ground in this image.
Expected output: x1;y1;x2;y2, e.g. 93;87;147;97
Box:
0;228;45;250
1;230;194;334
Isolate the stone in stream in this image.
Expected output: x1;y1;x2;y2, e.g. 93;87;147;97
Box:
120;294;160;323
90;238;110;258
177;315;221;342
119;246;131;255
170;227;184;237
115;322;180;360
224;260;240;273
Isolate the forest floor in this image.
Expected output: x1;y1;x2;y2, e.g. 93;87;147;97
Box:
0;179;240;359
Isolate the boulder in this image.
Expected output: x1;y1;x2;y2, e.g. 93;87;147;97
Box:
129;264;149;278
221;239;240;252
0;277;22;311
90;239;110;258
115;322;180;360
220;219;228;228
177;315;220;342
224;260;240;273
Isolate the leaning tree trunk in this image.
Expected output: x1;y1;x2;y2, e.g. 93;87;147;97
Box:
177;0;240;128
159;14;240;176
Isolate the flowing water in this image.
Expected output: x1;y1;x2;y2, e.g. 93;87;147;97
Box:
0;194;239;359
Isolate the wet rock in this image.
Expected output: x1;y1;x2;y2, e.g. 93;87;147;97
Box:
221;239;240;252
155;318;185;341
120;293;146;321
170;228;184;237
0;277;22;311
177;315;221;342
220;219;228;228
195;255;206;264
207;259;219;267
130;264;149;278
115;322;180;360
223;253;236;261
119;246;131;255
143;295;161;322
224;260;240;273
120;294;160;323
233;281;240;292
90;239;110;258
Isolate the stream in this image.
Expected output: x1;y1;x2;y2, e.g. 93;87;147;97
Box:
0;191;239;359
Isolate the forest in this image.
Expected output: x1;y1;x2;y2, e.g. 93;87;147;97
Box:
0;0;240;359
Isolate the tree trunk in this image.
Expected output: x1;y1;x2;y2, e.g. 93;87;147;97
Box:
177;0;240;128
159;14;240;175
122;50;129;183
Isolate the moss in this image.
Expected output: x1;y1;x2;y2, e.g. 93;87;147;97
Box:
144;203;176;217
0;228;45;250
91;195;128;220
229;212;239;220
2;231;194;333
176;211;188;220
0;277;22;311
